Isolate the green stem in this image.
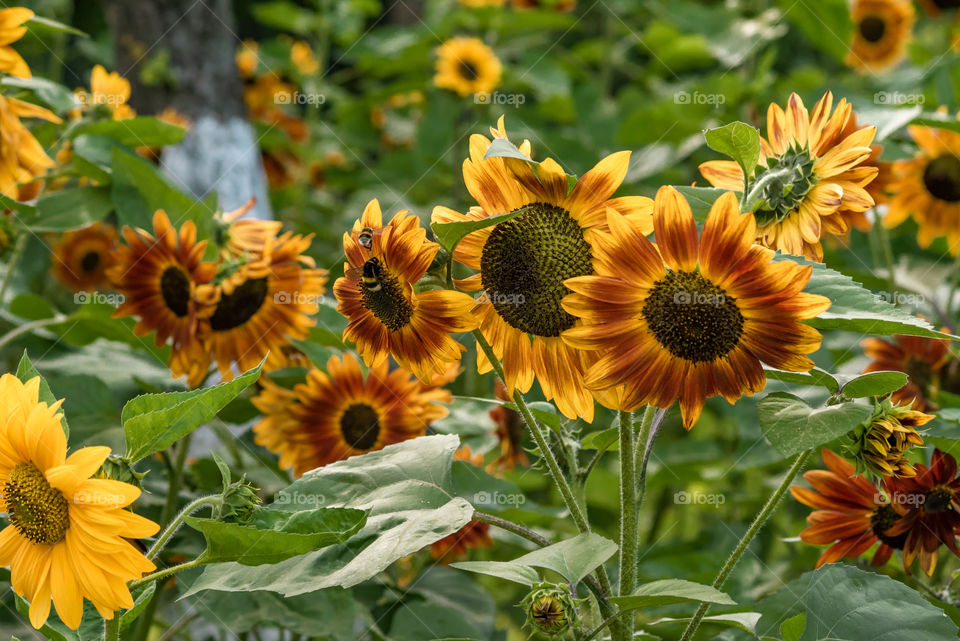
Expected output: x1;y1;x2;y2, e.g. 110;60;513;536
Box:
104;615;120;641
128;555;208;592
147;495;222;561
618;409;637;640
634;407;664;509
0;234;27;305
875;222;898;296
0;315;67;351
160;433;192;529
679;448;814;641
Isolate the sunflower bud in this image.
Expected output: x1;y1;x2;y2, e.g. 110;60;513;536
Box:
95;454;148;489
846;398;933;479
221;476;262;522
521;582;579;638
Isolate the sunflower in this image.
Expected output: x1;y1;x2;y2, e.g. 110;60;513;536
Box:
251;352;452;475
85;65;135;119
885;449;960;575
0;94;61;198
215;198;283;260
884;114;960;255
290;41;320;75
51;222;119;293
434;37;502;98
236;39;259;78
562;187;830;429
699;91;878;261
0;7;33;78
109;210;218;387
459;0;507;7
790;449;905;569
0;373;159;629
846;0;914;73
862;332;952;411
334;199;477;383
199;231;326;380
847;400;933;478
432;118;653;420
488;380;528;472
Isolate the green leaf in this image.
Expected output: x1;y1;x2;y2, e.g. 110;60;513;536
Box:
449;560;540;586
756;564;958;640
651;612;761;635
16;351;68;438
857;105;922;142
838;371;909;399
0;76;76;112
704;121;761;178
27;15;88;37
781;612;806;641
186;507;367;565
17;187;113;232
122;362;263;462
182;435;473;597
763;365;839;393
119;584;156;631
779;0;852;63
911;114;960;134
0;192;35;213
672;186;728;223
758;393;872;457
512;532;617;584
776;255;959;340
581;427;619;451
9;293;56;320
394;567;496;641
431;208;526;252
73;117;186;148
610;579;736;611
482;137;532;162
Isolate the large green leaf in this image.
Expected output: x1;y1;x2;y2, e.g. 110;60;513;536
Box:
72;117;186;148
758;393;872;457
392;567;496;641
610;579;736;611
511;532;617;584
450;560;540;585
182;435;473;597
763;365;839;393
122;362;262;462
839;371;909;399
756;564;958;640
431;209;526;252
0;76;76;112
17;186;113;232
779;0;851;63
16;351;68;438
704;121;761;178
186;506;367;565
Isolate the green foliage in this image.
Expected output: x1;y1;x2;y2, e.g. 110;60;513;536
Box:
758;393;873;457
703;121;761;179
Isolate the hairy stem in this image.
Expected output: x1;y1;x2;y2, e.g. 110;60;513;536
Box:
618;409;638;640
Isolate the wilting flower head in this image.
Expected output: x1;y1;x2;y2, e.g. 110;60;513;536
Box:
846;398;933;478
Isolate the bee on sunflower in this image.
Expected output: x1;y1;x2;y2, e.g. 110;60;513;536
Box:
846;0;915;73
0;373;159;629
699;91;878;261
561;187;831;429
0;7;34;78
251;353;455;476
432;117;653;420
433;37;502;98
51;222;119;293
334;199;478;383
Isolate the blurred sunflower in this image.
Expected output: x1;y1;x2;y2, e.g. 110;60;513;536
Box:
334;199;477;383
0;95;62;198
488;380;528;472
212;196;282;259
862;332;952;411
432;118;653;420
0;7;33;78
51;222;119;293
434;37;501;97
846;0;915;73
459;0;507;6
884;114;960;255
562;187;830;429
290;41;320;74
0;374;158;629
699;91;878;261
236;39;259;78
87;65;135;119
200;232;326;381
251;353;452;475
109;210;218;388
886;449;960;575
790;449;905;569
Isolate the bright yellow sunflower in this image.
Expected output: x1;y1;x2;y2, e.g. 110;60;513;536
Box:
51;222;119;293
0;373;159;629
699;91;878;261
431;118;653;420
846;0;915;73
199;231;327;381
0;94;61;198
561;187;831;429
0;7;33;78
251;352;453;475
884;113;960;255
88;65;135;119
109;210;218;387
434;37;502;98
334;199;477;383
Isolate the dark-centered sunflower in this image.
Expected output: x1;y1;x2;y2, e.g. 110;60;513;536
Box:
251;352;453;475
199;231;327;381
109;210;218;387
432;118;653;420
699;91;878;261
334;199;478;383
562;187;831;429
0;374;159;629
434;37;502;97
884;114;960;255
862;332;953;411
846;0;915;73
51;222;119;293
791;449;905;569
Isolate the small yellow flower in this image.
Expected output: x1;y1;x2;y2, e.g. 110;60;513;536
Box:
88;65;136;119
236;39;258;78
291;41;320;74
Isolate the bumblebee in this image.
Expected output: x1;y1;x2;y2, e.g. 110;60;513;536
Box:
357;226;378;250
348;257;384;292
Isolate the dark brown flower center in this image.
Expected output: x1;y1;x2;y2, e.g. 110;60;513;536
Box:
160;266;191;317
80;250;101;273
360;258;414;331
871;503;906;549
859;16;887;43
481;203;593;337
339;403;380;450
924;484;955;513
459;60;479;80
3;462;70;545
923;155;960;202
210;277;268;330
641;269;745;363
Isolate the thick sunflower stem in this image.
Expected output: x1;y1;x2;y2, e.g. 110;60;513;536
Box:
104;615;120;641
679;448;814;641
617;409;637;640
